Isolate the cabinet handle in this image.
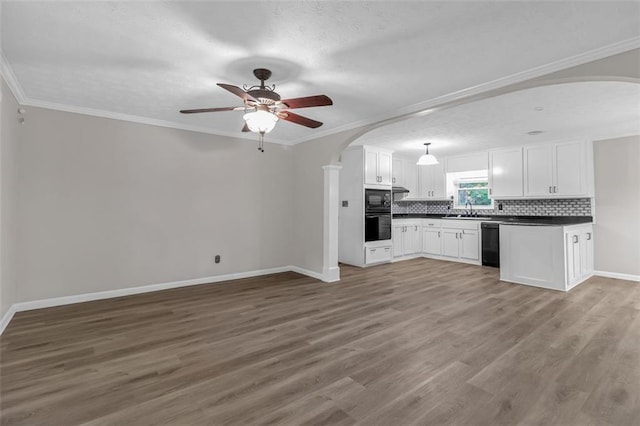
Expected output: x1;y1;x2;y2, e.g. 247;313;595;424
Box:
573;235;579;244
462;230;465;235
414;225;418;231
587;232;592;240
438;231;440;238
489;188;492;195
553;186;557;193
371;248;376;252
549;186;553;193
392;177;396;183
385;247;390;252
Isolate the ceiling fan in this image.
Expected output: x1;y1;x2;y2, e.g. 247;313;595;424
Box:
180;68;333;151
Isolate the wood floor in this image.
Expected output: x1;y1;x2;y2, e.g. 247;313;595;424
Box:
1;258;639;425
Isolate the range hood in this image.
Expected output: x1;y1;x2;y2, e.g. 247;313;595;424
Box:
392;186;410;194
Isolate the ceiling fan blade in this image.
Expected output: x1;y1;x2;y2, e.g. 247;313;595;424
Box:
280;95;333;109
217;83;257;103
277;111;323;128
180;106;244;114
241;123;250;132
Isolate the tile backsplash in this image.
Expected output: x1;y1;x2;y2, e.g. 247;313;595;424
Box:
393;198;592;216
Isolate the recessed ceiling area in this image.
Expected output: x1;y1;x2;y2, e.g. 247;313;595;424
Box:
2;1;639;144
352;81;640;159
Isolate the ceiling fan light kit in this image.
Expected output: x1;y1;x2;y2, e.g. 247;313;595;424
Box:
243;108;278;134
180;68;332;152
417;142;439;165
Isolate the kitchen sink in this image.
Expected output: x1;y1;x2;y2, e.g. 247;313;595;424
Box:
442;216;493;220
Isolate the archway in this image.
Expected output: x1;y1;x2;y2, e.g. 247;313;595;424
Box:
322;74;639;281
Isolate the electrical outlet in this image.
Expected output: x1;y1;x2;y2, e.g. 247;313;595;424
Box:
215;255;221;264
342;200;348;207
498;203;503;211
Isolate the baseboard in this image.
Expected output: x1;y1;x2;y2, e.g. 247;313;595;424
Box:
0;305;18;336
289;266;326;282
321;266;341;283
0;265;332;335
594;270;640;282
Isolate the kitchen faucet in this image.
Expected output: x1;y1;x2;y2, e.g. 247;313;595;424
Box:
465;200;473;217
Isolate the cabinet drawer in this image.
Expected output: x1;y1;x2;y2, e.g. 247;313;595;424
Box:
440;220;480;230
366;246;392;264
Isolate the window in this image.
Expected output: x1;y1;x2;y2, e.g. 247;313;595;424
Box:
447;170;494;209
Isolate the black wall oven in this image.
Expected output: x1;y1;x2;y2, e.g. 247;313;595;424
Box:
365;189;392;242
365;213;392;242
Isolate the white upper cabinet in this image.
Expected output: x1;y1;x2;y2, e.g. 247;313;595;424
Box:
418;162;446;199
524;141;590;198
524;144;554;196
554;142;587;196
489;147;523;198
392;157;404;186
404;160;419;198
365;147;392;186
392;156;420;199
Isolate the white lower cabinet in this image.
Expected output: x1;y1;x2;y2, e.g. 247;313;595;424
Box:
422;220;442;256
500;223;594;291
441;229;460;258
365;245;392;265
393;220;422;257
566;226;595;287
440;221;481;263
393;218;480;265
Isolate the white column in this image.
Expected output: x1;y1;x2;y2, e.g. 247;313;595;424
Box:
322;164;341;282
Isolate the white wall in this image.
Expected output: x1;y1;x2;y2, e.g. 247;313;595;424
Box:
291;127;366;273
12;104;294;302
594;135;640;278
1;78;20;318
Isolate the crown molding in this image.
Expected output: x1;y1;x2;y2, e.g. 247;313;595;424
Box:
290;37;640;144
2;37;639;146
0;50;27;103
19;97;295;145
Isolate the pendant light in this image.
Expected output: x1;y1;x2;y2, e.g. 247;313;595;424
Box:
416;142;439;165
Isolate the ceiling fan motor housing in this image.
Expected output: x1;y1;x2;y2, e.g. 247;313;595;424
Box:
247;89;281;105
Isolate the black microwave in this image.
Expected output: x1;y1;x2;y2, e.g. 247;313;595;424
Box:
365;188;392;213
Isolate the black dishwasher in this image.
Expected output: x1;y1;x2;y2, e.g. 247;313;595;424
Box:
481;222;500;267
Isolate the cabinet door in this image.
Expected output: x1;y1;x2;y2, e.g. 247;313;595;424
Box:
378;151;393;186
566;231;582;284
392;157;404;186
423;228;441;255
554;142;585;196
392;224;405;257
364;150;379;185
418;166;430;198
581;228;594;278
430;162;446;199
404;160;419;199
441;229;460;258
460;230;480;261
405;223;421;255
524;145;553;197
490;148;523;197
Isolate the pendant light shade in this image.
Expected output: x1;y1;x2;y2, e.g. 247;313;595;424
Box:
417;142;439;165
243;109;278;134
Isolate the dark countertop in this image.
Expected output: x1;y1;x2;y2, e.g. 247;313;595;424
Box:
392;214;593;226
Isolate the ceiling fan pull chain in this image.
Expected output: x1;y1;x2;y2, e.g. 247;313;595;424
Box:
258;132;265;152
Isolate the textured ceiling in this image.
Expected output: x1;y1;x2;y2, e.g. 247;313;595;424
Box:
2;1;640;146
354;81;640;159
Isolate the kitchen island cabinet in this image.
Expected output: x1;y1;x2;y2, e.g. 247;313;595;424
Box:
500;222;594;291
